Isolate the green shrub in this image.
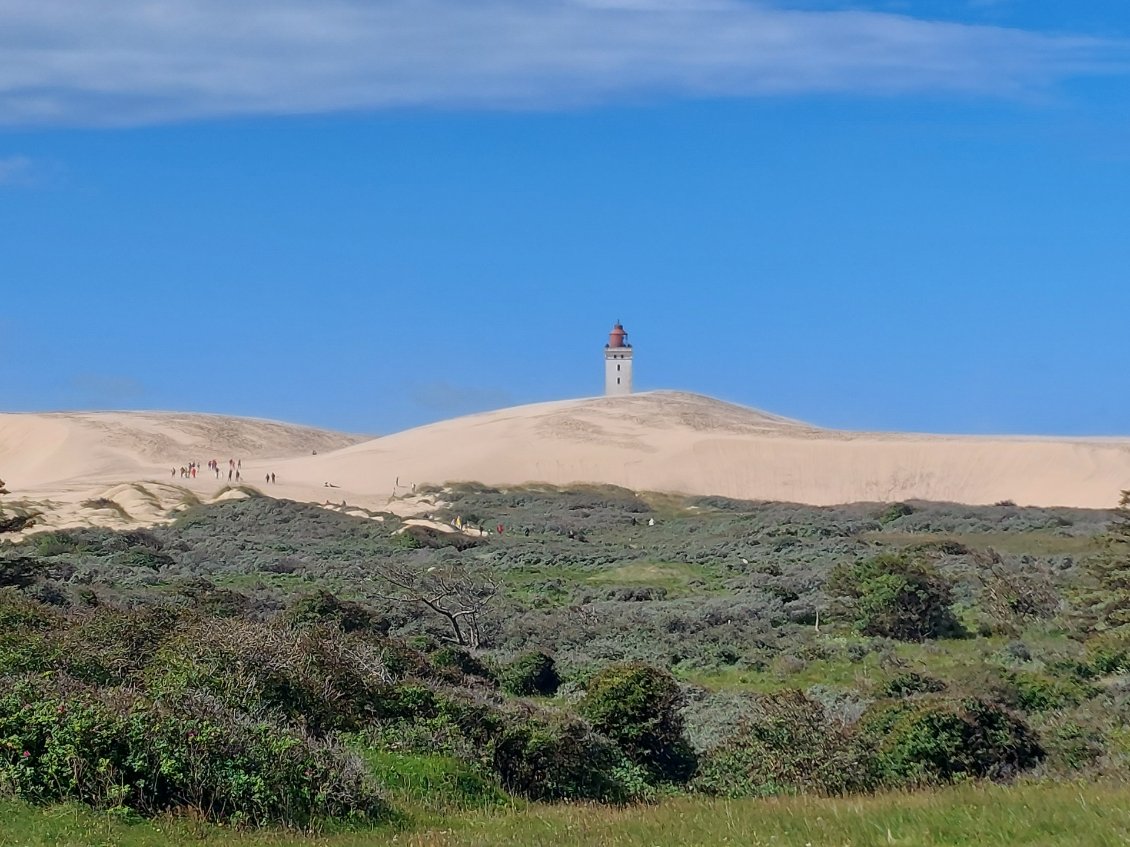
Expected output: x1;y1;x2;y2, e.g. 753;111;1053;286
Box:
0;675;387;827
500;652;560;696
880;672;947;699
862;696;1042;786
1072;490;1130;636
827;552;964;641
28;531;94;557
878;503;915;524
490;711;648;802
1085;636;1130;676
0;557;43;590
61;606;183;686
430;647;498;685
172;580;251;619
149;620;396;734
579;662;696;783
371;691;645;802
0;589;60;631
286;590;387;634
694;689;878;798
1038;719;1105;774
111;549;174;570
1011;672;1097;714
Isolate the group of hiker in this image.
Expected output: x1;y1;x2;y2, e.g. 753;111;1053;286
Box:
172;458;274;485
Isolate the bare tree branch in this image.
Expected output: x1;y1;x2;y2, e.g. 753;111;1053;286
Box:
375;561;499;649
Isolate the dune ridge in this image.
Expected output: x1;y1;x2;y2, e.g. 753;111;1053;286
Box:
2;392;1129;537
273;391;1130;510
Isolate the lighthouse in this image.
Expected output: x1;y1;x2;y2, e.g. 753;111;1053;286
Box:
604;322;633;396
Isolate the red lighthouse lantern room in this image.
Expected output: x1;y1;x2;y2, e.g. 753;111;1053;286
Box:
607;322;629;349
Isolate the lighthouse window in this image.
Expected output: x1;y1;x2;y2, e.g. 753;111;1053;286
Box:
617;378;621;385
617;364;621;371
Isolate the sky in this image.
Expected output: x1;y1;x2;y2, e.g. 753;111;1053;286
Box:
1;0;1129;436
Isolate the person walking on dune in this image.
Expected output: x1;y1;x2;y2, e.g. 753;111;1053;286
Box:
270;473;276;484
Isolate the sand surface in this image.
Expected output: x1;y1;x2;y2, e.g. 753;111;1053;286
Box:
2;392;1129;536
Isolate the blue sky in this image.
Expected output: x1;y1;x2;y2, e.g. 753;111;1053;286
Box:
1;1;1128;435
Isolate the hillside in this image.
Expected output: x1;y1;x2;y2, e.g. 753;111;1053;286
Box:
3;394;1130;532
275;391;1130;509
0;410;366;533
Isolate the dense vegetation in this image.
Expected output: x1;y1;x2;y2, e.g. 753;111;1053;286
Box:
1;483;1128;836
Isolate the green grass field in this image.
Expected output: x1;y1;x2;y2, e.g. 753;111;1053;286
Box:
3;781;1128;847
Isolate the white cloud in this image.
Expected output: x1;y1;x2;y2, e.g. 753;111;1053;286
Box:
0;0;1120;126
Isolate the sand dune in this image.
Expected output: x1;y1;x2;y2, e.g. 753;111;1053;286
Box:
0;411;367;535
0;410;364;490
273;392;1130;510
2;393;1129;538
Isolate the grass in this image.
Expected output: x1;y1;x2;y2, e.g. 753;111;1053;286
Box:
680;632;1035;693
867;530;1102;557
80;498;134;522
585;561;719;594
501;559;723;607
356;750;510;818
2;781;1129;846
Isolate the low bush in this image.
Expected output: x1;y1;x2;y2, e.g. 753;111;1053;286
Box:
880;672;947;699
828;552;964;641
490;711;649;802
0;675;386;827
370;691;646;802
430;647;498;685
500;651;560;696
149;620;396;734
878;503;915;524
579;662;697;783
862;696;1043;785
1085;636;1130;676
1011;672;1098;713
286;590;388;634
1037;718;1105;775
694;689;878;798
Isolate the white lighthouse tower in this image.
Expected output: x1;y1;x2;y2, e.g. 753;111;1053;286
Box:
604;322;633;396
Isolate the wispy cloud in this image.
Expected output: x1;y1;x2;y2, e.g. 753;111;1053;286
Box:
0;156;33;184
409;381;513;416
0;0;1122;126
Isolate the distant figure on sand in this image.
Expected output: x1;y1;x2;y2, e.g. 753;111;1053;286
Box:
270;473;276;484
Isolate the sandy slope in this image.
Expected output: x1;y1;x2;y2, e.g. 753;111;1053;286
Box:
272;392;1130;510
2;393;1129;537
0;411;367;534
